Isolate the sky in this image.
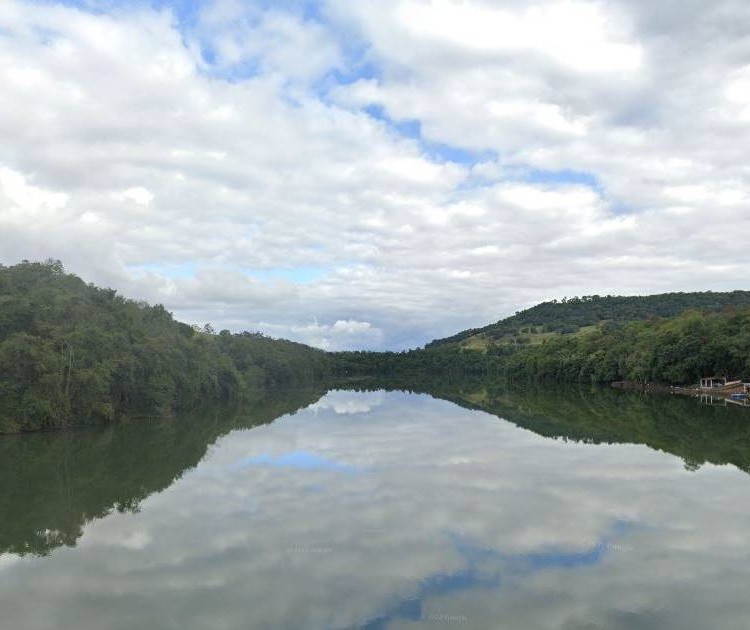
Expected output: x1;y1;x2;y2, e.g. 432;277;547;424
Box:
1;0;750;350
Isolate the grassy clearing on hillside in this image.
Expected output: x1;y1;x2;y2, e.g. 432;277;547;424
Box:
457;324;602;352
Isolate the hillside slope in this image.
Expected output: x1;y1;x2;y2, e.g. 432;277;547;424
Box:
333;305;750;386
0;260;330;433
426;291;750;351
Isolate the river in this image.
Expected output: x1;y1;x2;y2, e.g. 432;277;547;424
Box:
1;384;750;629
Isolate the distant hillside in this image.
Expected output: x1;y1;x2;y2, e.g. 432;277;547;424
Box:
334;304;750;387
426;291;750;351
0;260;330;433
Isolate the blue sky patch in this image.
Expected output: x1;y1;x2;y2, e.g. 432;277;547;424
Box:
243;265;329;283
323;60;380;87
423;140;496;166
363;105;495;166
206;57;263;83
363;105;421;139
521;168;602;192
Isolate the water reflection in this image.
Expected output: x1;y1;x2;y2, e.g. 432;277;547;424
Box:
1;387;750;629
448;382;750;475
357;377;750;474
0;386;327;557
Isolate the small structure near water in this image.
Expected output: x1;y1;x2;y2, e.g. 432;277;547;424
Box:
669;377;750;408
618;378;750;408
699;378;749;406
699;378;743;393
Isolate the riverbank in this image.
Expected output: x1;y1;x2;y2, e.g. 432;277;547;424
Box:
612;380;750;407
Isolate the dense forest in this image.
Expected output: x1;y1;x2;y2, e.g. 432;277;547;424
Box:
503;308;750;384
331;347;504;379
0;260;330;433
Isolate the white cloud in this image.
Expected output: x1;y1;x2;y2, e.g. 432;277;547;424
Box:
1;0;750;349
195;1;343;81
394;0;643;73
286;319;383;351
0;168;68;217
114;187;154;207
309;389;385;414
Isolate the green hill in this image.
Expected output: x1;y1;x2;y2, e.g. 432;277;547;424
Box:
0;260;330;433
333;291;750;386
426;291;750;351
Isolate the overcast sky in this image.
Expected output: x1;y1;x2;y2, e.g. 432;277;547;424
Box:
1;0;750;350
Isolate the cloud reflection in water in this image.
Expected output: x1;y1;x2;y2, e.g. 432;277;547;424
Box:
0;390;749;630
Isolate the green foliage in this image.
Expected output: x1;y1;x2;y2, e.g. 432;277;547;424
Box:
504;308;750;384
334;306;750;387
330;347;504;380
0;260;330;433
427;291;750;349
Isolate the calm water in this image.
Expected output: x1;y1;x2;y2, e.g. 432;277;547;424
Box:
2;385;750;629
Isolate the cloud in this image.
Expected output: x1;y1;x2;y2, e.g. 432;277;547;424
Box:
195;1;343;81
1;0;750;349
309;389;385;414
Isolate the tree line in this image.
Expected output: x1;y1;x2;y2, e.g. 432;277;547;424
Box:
0;260;330;433
332;308;750;386
5;259;749;433
504;307;750;384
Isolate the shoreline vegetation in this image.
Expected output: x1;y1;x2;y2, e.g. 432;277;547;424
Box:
0;260;330;434
2;259;750;434
330;297;750;393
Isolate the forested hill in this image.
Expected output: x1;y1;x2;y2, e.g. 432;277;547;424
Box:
426;291;750;350
0;260;330;433
333;305;750;386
